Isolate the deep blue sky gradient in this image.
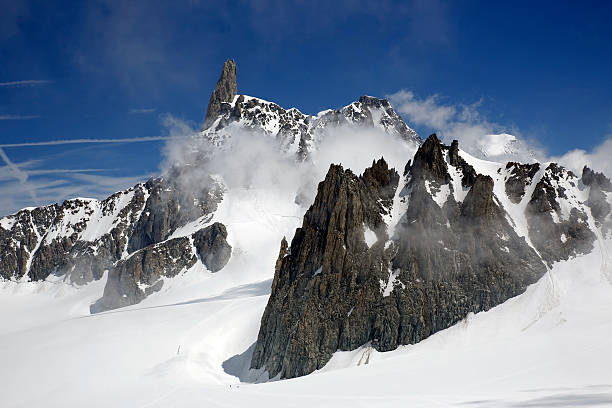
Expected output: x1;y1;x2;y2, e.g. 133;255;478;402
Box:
1;0;611;213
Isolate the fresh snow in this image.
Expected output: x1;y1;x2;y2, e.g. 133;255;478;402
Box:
447;159;470;202
0;234;610;407
479;133;518;157
1;137;612;407
0;216;15;230
425;180;451;207
363;225;377;247
460;149;544;253
380;268;403;297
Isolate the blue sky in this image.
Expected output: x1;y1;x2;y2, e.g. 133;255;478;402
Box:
1;0;611;215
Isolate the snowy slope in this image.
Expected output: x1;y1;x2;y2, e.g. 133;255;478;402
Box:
0;196;610;407
1;143;612;408
1;90;611;405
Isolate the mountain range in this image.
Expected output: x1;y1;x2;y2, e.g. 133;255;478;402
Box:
0;60;611;406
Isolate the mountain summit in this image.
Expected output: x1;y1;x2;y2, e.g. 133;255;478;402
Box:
203;58;238;129
198;61;421;159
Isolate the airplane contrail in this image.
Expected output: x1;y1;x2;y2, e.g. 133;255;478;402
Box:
0;147;37;202
0;135;190;148
0;80;53;87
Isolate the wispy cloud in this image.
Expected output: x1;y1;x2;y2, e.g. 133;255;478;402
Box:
0;114;41;120
388;89;543;162
389;89;612;178
0;79;52;87
0;137;162;214
0;159;153;216
129;108;156;114
0;135;184;148
552;131;612;177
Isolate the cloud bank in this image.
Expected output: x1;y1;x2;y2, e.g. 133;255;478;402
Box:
388;90;543;163
161;115;418;212
388;89;612;177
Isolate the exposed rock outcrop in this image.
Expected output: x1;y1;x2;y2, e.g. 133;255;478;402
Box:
90;222;231;313
203;59;237;129
505;162;540;204
448;139;477;188
582;166;612;233
251;157;399;378
0;176;223;284
527;163;596;264
251;135;547;379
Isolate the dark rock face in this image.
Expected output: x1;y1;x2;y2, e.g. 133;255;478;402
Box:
90;222;231;313
0;205;58;280
583;165;612;190
127;177;215;253
505;162;540;204
0;191;146;282
0;173;229;313
203;59;237;129
448;139;477;188
582;166;612;232
251;158;399;378
527;163;596;265
317;96;420;144
193;223;232;272
251;135;547;379
204;93;421;159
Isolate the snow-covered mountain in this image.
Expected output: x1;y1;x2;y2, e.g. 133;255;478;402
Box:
476;132;537;160
0;60;421;311
0;60;611;407
200;60;420;159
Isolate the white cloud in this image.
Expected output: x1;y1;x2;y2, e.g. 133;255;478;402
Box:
387;90;456;130
388;89;543;163
552;136;612;177
160;114;418;215
389;89;612;179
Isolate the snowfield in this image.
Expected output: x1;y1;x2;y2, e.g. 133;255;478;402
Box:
1;132;612;407
0;184;611;407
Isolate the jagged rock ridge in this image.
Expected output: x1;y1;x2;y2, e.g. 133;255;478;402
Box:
203;59;237;129
199;63;421;159
0;176;230;311
251;134;607;379
0;58;421;313
90;222;231;312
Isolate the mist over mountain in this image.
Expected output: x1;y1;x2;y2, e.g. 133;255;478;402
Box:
1;60;611;407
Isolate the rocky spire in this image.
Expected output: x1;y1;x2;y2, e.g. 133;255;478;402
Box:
202;59;237;129
250;138;547;379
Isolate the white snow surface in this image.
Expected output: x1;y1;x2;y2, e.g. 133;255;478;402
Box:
1;140;612;406
1;231;610;407
425;180;451;208
363;225;377;247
